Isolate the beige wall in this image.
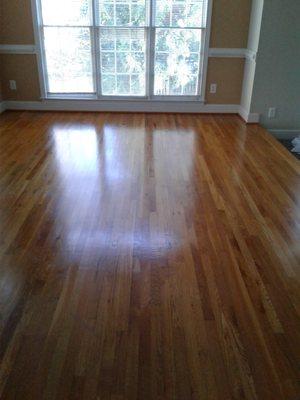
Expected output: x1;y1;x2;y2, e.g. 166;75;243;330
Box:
0;54;40;101
210;0;252;48
205;58;245;104
0;0;34;44
0;0;251;104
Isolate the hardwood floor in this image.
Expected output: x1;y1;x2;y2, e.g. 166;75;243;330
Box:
0;111;299;400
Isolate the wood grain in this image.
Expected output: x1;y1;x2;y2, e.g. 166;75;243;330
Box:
0;111;299;400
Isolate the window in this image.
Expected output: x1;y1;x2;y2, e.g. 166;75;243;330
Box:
37;0;210;99
99;28;147;96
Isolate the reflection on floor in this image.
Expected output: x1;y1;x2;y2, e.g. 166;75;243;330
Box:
0;111;299;400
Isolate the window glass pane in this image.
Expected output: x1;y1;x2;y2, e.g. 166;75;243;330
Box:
154;28;201;95
155;3;171;26
41;0;92;26
117;75;130;94
98;0;148;26
101;53;115;72
44;27;94;93
100;28;146;95
116;4;130;25
102;74;116;93
100;4;115;26
155;0;206;28
131;74;143;94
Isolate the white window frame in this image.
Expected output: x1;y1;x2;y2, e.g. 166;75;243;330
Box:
31;0;213;102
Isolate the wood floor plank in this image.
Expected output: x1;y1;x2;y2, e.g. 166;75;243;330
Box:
0;111;299;400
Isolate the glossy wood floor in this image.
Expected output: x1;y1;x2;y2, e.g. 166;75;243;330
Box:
0;111;299;400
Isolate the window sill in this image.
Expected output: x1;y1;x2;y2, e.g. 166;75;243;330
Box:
44;95;205;103
5;99;240;114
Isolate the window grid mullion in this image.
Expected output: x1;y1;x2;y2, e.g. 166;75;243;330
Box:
92;0;102;97
147;0;155;98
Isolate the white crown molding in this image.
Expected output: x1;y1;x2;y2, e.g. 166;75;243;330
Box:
0;44;37;54
239;106;260;123
209;48;257;61
3;100;240;114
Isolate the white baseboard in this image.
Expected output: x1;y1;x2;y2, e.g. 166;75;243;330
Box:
3;100;260;124
268;129;300;139
239;106;260;123
4;100;241;114
0;101;6;114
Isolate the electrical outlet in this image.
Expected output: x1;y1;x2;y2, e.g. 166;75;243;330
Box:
9;80;17;91
210;83;217;94
268;107;276;119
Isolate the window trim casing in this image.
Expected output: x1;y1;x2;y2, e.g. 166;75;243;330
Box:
31;0;213;102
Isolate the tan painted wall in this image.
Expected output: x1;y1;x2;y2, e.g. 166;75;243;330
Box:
210;0;252;48
0;0;251;104
205;58;245;104
0;0;34;44
0;55;40;101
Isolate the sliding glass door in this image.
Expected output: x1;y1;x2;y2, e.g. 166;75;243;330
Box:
38;0;209;99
